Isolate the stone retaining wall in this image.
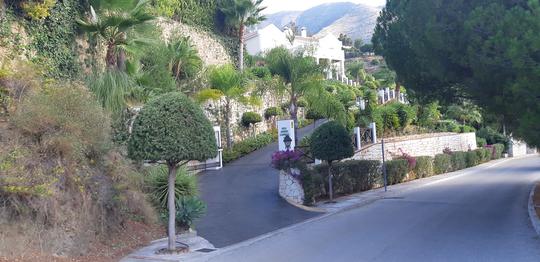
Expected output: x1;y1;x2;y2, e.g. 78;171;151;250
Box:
353;132;477;161
279;169;304;205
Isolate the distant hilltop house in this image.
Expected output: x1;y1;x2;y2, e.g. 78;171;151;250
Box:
244;24;346;79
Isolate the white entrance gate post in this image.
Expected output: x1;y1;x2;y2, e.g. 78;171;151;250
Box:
354;127;361;151
370;122;377;143
277;120;295;151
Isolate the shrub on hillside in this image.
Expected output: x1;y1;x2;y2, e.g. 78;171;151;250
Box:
264;106;282;119
303;160;380;205
12;85;110;162
434;153;452;174
414;156;434;179
241;111;262;128
385;159;408;185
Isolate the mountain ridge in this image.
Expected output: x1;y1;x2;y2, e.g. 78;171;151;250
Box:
260;2;381;43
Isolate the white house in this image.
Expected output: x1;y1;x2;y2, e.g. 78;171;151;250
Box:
244;24;346;79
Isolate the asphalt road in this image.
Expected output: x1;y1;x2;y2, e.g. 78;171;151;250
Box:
205;155;540;262
196;121;324;248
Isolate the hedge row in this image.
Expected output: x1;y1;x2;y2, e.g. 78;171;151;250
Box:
300;144;506;205
301;160;380;205
223;132;275;163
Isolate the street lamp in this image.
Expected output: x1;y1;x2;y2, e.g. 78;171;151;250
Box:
284;135;292;151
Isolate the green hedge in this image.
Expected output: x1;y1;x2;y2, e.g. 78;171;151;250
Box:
302;160;380;205
223;132;274;163
475;148;491;163
385;159;408;185
476;137;487;148
450;151;467;171
434;154;452;174
465;151;478;168
491;144;505;159
414;156;434;179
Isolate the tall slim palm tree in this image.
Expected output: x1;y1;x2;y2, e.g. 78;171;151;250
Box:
266;47;346;140
77;0;154;71
197;65;259;148
218;0;266;71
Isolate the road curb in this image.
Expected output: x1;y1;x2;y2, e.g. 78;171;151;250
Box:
527;182;540;237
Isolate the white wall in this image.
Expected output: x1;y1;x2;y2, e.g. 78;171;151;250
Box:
352;133;477;161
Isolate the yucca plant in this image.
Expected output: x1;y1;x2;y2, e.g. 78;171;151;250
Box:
86;69;141;116
146;165;198;210
174;196;206;231
167;36;203;82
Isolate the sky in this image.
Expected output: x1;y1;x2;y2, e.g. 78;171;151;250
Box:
262;0;386;14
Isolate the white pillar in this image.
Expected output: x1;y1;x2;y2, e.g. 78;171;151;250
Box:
340;60;345;78
354;127;361;150
370;122;377;143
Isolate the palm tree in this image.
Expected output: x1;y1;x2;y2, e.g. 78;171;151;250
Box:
218;0;266;71
346;61;366;83
77;0;154;70
197;65;259;148
265;47;346;140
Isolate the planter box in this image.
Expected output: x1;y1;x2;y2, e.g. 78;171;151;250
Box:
278;169;304;205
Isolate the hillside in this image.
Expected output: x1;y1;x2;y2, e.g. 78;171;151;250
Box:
262;2;381;42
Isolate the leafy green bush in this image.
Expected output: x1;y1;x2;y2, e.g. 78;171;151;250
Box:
389;102;416;129
223;132;274;163
305;109;324;121
151;0;217;29
373;104;401;133
311;121;354;163
465;151;479;168
414;156;434;179
241;112;262;127
250;66;271;79
436;120;461;133
303;160;381;205
475;148;491;163
460;125;476;133
434;154;452;174
264;107;282;119
146;166;198;210
477;137;487;148
385;159;408;185
490;144;505;159
451;151;467;171
175;196;206;231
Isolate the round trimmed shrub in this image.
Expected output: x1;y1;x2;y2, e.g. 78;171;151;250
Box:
264;107;282;120
241;111;263;127
414;156;434;179
385;159;408;185
306;109;324;121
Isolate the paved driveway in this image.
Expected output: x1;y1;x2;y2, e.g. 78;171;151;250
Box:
202;155;540;261
196;121;323;247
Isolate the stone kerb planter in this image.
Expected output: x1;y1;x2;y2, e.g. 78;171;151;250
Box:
278;168;305;205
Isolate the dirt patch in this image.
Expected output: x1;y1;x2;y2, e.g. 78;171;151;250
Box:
0;220;164;262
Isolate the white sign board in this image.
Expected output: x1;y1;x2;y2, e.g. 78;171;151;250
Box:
277;119;295;151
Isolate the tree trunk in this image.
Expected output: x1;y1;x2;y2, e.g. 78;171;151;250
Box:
225;99;232;148
117;49;126;72
328;161;333;201
167;162;178;251
238;24;245;71
289;95;298;145
105;43;116;68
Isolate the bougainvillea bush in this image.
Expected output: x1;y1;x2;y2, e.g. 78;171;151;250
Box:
271;150;304;171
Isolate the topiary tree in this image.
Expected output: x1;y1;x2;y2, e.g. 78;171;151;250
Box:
128;92;217;252
310;121;354;201
241;111;262;136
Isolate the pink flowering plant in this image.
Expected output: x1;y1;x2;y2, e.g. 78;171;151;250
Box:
271;150;304;171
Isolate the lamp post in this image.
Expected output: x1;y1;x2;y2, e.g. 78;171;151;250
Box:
284;134;292;151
